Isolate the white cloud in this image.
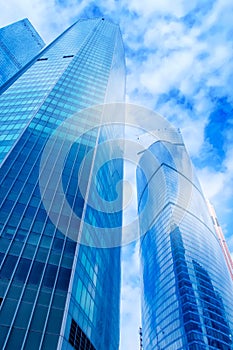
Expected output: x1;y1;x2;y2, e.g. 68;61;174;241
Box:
120;242;141;350
197;167;225;198
122;0;198;18
139;50;193;96
181;118;208;157
120;283;141;349
197;143;233;199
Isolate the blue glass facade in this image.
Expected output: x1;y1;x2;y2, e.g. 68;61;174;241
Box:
137;131;233;349
0;18;45;88
0;18;125;350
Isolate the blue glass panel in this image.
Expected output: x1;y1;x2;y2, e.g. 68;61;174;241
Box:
0;17;125;350
138;139;233;349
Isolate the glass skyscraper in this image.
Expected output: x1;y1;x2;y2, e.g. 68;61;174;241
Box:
0;18;45;88
137;129;233;349
0;18;125;350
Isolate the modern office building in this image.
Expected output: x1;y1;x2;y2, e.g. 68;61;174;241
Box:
137;129;233;349
0;18;125;350
0;18;45;88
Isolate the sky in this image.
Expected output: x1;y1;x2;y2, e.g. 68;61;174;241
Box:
1;1;233;349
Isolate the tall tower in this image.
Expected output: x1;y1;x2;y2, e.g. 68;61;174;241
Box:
0;18;45;88
137;128;233;349
0;18;125;350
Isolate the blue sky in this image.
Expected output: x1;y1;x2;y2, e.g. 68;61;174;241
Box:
1;1;233;349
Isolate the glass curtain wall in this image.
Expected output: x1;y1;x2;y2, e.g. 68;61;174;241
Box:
137;130;233;350
0;18;125;350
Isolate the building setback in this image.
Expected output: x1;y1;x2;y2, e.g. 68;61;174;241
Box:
0;18;125;350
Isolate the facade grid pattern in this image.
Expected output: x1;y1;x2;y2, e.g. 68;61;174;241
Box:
0;18;125;350
138;138;233;350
